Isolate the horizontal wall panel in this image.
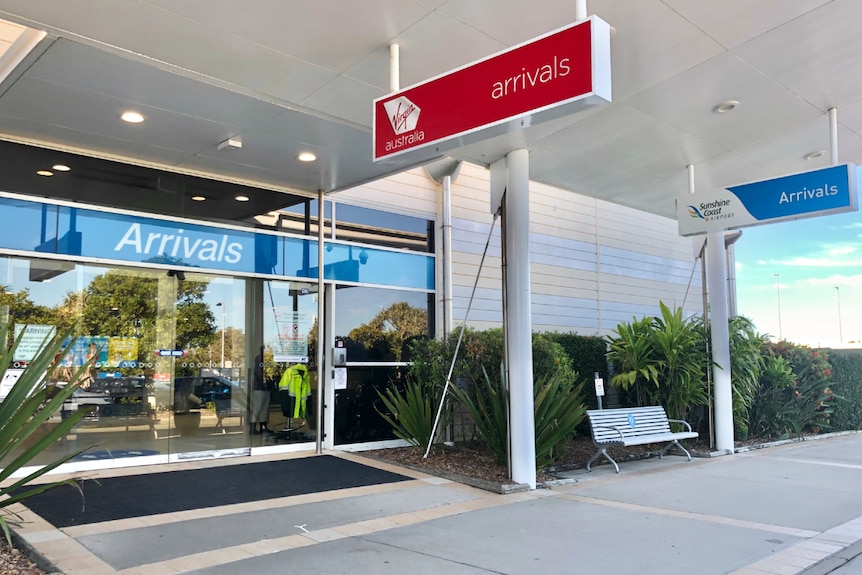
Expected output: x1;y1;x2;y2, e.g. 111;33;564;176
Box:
533;292;599;313
533;316;600;332
336;170;439;220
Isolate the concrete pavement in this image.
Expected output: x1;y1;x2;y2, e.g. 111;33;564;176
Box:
10;432;862;574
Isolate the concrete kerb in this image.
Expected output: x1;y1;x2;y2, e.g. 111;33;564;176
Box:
797;538;862;575
9;528;62;575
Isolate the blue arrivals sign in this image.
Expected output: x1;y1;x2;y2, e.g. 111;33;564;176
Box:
677;163;858;236
0;194;435;290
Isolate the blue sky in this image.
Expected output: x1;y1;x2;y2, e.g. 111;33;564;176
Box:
734;208;862;349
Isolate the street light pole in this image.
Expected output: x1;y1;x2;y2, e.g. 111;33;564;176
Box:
835;286;843;346
216;302;225;369
773;274;782;340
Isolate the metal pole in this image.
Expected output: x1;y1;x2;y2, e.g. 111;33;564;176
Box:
773;274;782;340
836;286;843;345
829;107;839;165
390;44;400;93
575;0;587;20
216;301;225;369
316;189;325;454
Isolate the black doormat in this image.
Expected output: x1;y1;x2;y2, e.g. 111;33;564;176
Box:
21;455;411;528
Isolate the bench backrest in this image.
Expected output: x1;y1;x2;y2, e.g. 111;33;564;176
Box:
586;406;672;442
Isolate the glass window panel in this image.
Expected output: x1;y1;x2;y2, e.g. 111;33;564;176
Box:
324;244;434;289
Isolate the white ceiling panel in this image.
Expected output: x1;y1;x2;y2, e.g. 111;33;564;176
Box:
663;0;831;49
734;116;840;171
0;76;234;159
0;116;197;168
587;0;724;102
345;9;506;90
836;99;862;137
25;40;286;128
629;52;822;149
533;104;725;175
143;0;433;74
687;152;775;193
734;0;862;111
438;0;581;45
301;75;385;129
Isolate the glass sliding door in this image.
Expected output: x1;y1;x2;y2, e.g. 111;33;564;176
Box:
0;256;252;468
257;279;319;445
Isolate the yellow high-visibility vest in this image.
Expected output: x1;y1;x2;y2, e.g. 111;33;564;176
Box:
278;364;310;417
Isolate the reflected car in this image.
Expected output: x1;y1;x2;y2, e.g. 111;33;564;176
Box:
173;376;240;413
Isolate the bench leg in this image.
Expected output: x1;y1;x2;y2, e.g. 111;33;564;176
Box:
586;447;620;473
659;440;692;461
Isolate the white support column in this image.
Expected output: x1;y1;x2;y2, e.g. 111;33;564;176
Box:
442;175;453;339
706;232;734;453
504;148;536;489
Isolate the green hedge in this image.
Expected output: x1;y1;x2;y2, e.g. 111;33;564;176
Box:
543;332;608;403
826;349;862;431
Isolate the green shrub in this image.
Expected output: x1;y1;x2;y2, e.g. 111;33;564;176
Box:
827;350;862;431
747;352;834;439
449;367;508;464
400;328;588;470
450;367;587;470
543;333;608;386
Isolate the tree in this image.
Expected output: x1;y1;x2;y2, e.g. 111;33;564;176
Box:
0;287;63;338
79;269;216;373
348;302;428;361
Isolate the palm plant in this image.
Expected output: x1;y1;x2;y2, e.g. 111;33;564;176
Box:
0;324;94;543
649;302;709;422
375;378;444;453
606;315;657;406
606;302;710;423
728;317;767;439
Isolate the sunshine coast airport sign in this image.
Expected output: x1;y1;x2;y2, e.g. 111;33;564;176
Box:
677;163;858;236
373;16;611;162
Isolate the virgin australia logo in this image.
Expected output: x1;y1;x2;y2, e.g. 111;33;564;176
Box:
383;96;421;135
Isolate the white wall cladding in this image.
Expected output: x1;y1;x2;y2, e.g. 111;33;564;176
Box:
335;161;702;338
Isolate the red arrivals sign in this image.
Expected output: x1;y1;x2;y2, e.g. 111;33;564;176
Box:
373;16;612;162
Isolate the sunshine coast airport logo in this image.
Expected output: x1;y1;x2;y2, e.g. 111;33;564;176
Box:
382;96;424;153
687;199;734;223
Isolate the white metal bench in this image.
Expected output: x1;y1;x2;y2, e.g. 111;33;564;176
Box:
586;406;698;473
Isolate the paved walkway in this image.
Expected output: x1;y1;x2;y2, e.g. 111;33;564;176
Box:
9;432;862;574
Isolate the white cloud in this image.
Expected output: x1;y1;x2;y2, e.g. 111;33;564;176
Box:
828;245;857;256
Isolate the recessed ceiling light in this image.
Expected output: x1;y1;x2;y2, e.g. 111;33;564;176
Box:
297;152;317;162
191;195;206;202
36;170;53;177
52;164;71;172
804;150;826;161
235;195;250;202
120;111;146;124
713;100;739;114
